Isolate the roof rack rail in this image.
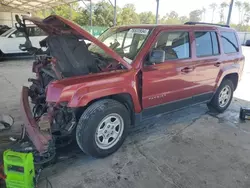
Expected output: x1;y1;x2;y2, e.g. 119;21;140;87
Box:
184;22;230;28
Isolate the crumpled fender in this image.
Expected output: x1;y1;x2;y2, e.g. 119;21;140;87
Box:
67;85;142;112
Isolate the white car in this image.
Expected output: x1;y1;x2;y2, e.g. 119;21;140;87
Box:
0;25;47;57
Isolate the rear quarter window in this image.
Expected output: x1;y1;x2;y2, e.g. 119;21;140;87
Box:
221;31;239;54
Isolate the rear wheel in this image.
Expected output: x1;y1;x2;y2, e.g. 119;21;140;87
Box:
207;79;234;113
76;99;130;158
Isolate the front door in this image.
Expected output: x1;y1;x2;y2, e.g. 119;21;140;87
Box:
5;29;26;53
142;30;198;115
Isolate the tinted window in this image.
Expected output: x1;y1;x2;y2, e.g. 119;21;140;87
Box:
154;31;190;60
211;32;219;55
221;32;239;53
195;31;220;57
195;32;213;57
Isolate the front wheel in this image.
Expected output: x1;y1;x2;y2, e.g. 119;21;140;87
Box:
76;99;130;158
207;79;234;113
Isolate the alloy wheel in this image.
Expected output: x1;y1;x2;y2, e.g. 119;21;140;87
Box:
95;113;124;150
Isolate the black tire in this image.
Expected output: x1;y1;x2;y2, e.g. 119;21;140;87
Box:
207;79;234;113
0;50;4;61
76;99;130;158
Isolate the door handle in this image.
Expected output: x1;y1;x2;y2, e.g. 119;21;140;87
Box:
181;67;194;73
214;62;221;67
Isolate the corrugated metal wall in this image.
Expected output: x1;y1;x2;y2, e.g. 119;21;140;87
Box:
0;12;29;27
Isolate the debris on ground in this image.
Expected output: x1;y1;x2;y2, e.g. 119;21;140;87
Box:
0;115;13;131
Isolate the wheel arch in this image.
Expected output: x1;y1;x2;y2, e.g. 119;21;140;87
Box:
221;73;239;91
74;93;136;126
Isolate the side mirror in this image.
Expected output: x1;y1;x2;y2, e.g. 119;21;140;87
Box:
10;34;16;38
149;50;165;64
245;40;250;47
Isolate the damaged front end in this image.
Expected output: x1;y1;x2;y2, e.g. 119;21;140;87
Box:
21;86;51;154
20;57;79;159
17;14;132;160
21;85;77;152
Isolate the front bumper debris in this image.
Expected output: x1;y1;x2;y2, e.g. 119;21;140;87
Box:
20;86;51;153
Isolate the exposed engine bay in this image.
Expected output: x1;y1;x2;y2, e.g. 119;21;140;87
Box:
28;35;121;135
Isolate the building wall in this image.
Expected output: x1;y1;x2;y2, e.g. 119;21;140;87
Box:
0;12;29;27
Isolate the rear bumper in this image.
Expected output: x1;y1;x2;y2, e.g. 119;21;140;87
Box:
20;86;51;154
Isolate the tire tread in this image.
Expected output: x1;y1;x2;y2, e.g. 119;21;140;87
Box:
76;99;129;158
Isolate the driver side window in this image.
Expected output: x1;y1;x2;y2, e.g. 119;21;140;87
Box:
153;31;190;61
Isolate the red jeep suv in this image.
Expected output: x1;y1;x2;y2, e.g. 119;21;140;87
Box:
19;16;244;160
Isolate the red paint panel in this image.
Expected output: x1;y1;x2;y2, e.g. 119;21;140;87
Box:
20;86;51;153
46;70;142;113
142;59;198;108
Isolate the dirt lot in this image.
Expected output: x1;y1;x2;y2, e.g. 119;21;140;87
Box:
0;48;250;188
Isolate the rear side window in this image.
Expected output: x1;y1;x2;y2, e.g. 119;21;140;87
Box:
195;31;219;57
211;32;219;55
221;32;239;54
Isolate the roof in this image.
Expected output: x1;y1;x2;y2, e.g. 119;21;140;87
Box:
0;0;90;13
115;24;233;31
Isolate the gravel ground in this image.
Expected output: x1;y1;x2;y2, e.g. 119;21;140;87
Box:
0;48;249;188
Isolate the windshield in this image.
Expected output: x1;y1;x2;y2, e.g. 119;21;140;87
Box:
0;28;15;37
89;28;151;64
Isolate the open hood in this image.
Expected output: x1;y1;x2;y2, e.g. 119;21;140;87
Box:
21;15;132;70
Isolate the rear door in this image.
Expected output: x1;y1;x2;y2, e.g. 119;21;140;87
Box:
191;31;221;100
142;29;198;113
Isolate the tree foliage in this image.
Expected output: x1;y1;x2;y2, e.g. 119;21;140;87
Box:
219;2;228;23
139;11;155;24
35;0;250;32
160;11;189;24
209;3;218;23
93;1;114;26
117;4;140;25
189;10;202;22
